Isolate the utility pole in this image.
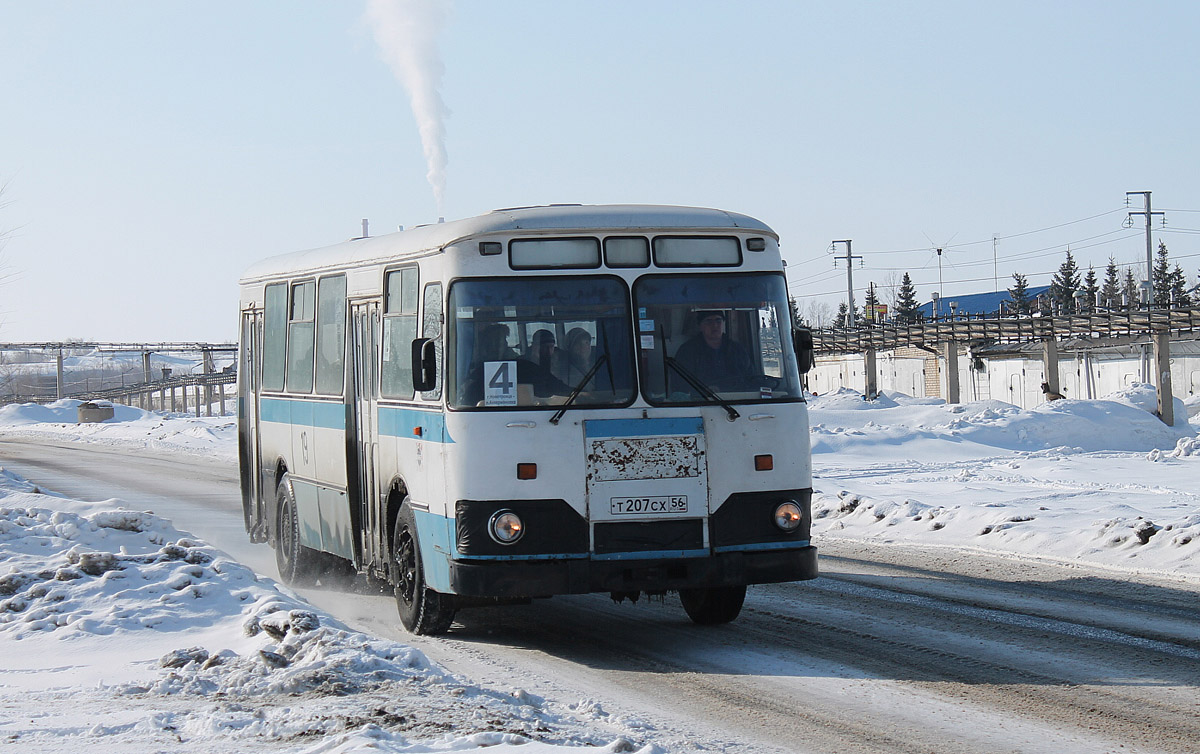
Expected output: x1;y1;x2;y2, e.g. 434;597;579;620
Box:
832;240;861;327
1126;191;1164;303
1126;190;1175;425
992;235;999;292
936;247;944;300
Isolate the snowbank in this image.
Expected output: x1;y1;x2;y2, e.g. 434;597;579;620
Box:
809;384;1200;579
0;398;237;462
0;470;663;753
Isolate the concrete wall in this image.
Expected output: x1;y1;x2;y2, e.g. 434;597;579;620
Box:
809;352;929;398
812;338;1200;408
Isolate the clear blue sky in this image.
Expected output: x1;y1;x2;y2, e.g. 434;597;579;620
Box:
3;1;1198;340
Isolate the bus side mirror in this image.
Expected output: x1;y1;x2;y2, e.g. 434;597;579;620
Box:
793;328;815;374
411;338;437;392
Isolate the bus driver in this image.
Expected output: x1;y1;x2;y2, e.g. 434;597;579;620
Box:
672;309;754;391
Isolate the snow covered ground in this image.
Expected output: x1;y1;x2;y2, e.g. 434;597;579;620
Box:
0;386;1197;752
0;404;660;753
809;383;1200;581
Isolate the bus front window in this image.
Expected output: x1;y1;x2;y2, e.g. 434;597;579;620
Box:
633;273;803;405
447;277;636;410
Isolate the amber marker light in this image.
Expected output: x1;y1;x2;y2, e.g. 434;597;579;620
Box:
754;454;774;471
517;463;538;480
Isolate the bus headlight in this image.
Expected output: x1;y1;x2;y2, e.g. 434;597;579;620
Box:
773;501;803;532
488;510;525;544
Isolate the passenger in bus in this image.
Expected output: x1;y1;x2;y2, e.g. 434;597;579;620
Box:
478;323;518;361
556;327;594;386
525;329;571;398
530;329;560;371
458;323;518;405
672;309;755;391
459;323;571;405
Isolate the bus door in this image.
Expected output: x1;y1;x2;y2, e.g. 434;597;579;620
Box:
238;307;267;542
349;301;384;571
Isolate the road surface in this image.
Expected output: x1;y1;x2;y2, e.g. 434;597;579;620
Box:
2;436;1198;753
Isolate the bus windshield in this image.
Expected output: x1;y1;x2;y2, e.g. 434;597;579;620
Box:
633;273;803;405
448;276;637;409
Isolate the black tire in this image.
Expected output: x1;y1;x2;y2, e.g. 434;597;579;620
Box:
393;505;456;635
274;474;319;586
679;585;747;625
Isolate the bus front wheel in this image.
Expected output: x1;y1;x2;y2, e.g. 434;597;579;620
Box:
275;474;318;586
679;585;746;625
392;506;456;635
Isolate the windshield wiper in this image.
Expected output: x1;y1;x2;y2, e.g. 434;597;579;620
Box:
549;353;609;425
664;356;740;421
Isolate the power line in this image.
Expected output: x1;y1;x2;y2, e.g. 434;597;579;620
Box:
787;202;1198;297
821;232;1139;276
793;253;1175;300
850;207;1128;256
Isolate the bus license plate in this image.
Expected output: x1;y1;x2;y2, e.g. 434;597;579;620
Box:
610;496;688;515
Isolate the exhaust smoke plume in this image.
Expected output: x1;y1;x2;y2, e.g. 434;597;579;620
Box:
366;0;450;215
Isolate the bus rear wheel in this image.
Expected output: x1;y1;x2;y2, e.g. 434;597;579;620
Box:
679;585;746;625
393;506;456;635
275;474;318;586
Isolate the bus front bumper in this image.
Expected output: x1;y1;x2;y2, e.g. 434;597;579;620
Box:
446;545;817;598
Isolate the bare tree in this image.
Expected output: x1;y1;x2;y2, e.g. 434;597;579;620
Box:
879;271;902;311
0;352;14;398
796;299;834;329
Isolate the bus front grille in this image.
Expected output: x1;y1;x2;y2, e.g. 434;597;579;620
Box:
593;519;704;555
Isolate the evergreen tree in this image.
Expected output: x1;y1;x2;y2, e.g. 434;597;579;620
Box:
1122;268;1140;308
1082;266;1099;313
1152;241;1172;306
1169;264;1192;307
1048;250;1081;313
1008;272;1031;315
836;302;849;328
788;295;800;328
1100;258;1121;310
895;272;921;324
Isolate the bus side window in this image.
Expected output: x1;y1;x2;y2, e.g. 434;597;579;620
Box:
381;267;419;399
315;275;347;395
285;280;316;393
420;282;443;401
262;283;287;392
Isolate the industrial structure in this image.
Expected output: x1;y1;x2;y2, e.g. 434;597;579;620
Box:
0;342;236;417
809;307;1200;426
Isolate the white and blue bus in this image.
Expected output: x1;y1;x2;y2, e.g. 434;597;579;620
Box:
238;204;816;634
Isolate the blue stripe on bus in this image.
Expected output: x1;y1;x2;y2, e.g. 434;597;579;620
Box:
713;540;811;553
590;548;710;561
378;406;454;444
452;553;590;562
584;417;703;438
258;398;454;443
260;397;346;430
454;543;811;561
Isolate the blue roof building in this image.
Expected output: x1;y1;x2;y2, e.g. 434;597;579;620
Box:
917;285;1050;320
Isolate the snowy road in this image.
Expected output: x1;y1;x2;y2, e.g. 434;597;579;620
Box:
2;437;1198;754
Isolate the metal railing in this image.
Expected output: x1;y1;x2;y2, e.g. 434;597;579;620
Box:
1;371;237;418
811;306;1200;355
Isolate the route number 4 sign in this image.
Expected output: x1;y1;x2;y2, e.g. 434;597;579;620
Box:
483;360;518;406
